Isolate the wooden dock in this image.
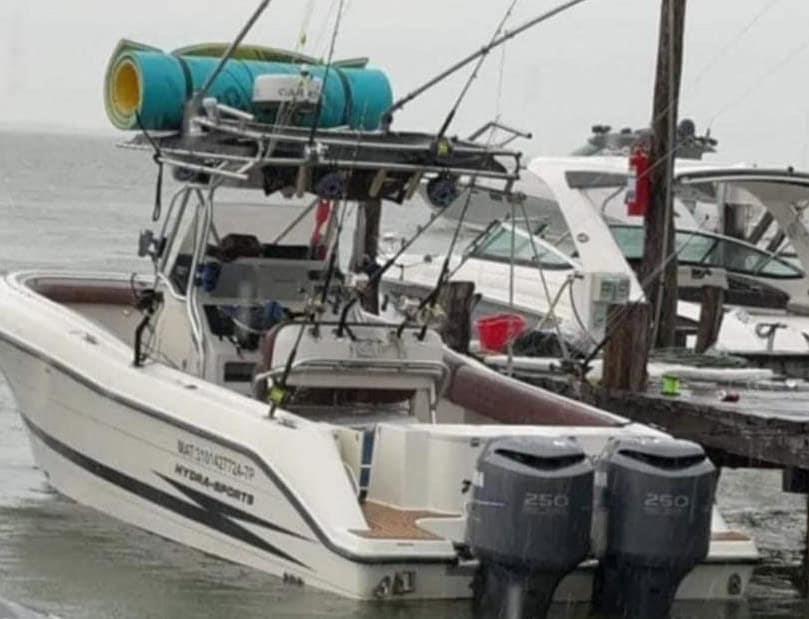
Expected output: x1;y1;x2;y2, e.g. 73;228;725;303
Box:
516;372;809;470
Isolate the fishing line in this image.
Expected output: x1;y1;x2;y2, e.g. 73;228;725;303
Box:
384;0;591;129
708;31;809;129
307;0;346;147
312;0;339;59
650;0;783;146
580;0;785;193
687;0;782;92
335;193;461;332
802;111;809;169
492;30;509;135
296;0;317;52
436;0;520;140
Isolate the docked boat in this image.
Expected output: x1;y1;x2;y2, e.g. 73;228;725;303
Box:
0;5;760;617
391;156;809;356
0;125;758;618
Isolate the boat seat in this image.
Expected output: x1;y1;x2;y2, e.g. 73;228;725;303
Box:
208;236;314;262
254;326;417;402
446;362;623;427
209;234;263;262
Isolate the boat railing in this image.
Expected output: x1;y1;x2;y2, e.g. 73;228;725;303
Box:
121;99;522;202
262;358;447;382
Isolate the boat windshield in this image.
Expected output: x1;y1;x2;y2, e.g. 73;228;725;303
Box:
610;224;805;279
472;224;575;270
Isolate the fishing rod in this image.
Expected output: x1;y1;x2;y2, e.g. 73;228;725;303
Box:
190;0;273;111
396;183;477;339
435;0;519;141
382;0;591;130
335;201;451;336
267;198;350;416
319;200;352;305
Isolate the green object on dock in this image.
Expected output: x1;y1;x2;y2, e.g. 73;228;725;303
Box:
662;374;681;396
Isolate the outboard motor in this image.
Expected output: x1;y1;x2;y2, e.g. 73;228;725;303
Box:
465;436;593;619
592;437;716;619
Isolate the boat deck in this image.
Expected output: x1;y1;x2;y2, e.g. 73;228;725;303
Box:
353;501;454;541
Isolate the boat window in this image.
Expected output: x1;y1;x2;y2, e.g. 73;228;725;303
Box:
610;225;805;279
472;225;574;270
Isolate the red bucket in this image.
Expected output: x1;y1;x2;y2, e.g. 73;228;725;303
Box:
476;313;527;353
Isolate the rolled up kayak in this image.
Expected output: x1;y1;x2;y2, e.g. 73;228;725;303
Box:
104;40;393;132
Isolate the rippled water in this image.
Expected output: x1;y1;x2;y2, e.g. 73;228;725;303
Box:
0;130;807;618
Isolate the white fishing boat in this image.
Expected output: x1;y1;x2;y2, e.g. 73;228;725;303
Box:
0;200;758;614
0;103;758;619
0;3;761;617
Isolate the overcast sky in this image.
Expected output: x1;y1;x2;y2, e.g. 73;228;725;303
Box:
1;0;808;165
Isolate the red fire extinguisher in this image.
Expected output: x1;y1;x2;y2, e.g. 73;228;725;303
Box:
626;146;652;217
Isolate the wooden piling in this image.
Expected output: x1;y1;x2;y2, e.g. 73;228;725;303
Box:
602;303;651;392
640;0;687;349
803;493;809;597
695;285;724;353
437;281;476;354
350;199;382;314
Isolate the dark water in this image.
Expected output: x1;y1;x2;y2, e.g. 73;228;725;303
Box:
0;130;807;618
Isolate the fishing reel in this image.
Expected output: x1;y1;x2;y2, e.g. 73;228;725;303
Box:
315;171;348;200
425;174;460;209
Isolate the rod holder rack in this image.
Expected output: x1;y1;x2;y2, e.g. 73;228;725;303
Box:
121;111;523;203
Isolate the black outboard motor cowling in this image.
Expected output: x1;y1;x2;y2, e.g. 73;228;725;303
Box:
466;436;593;619
593;437;716;619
